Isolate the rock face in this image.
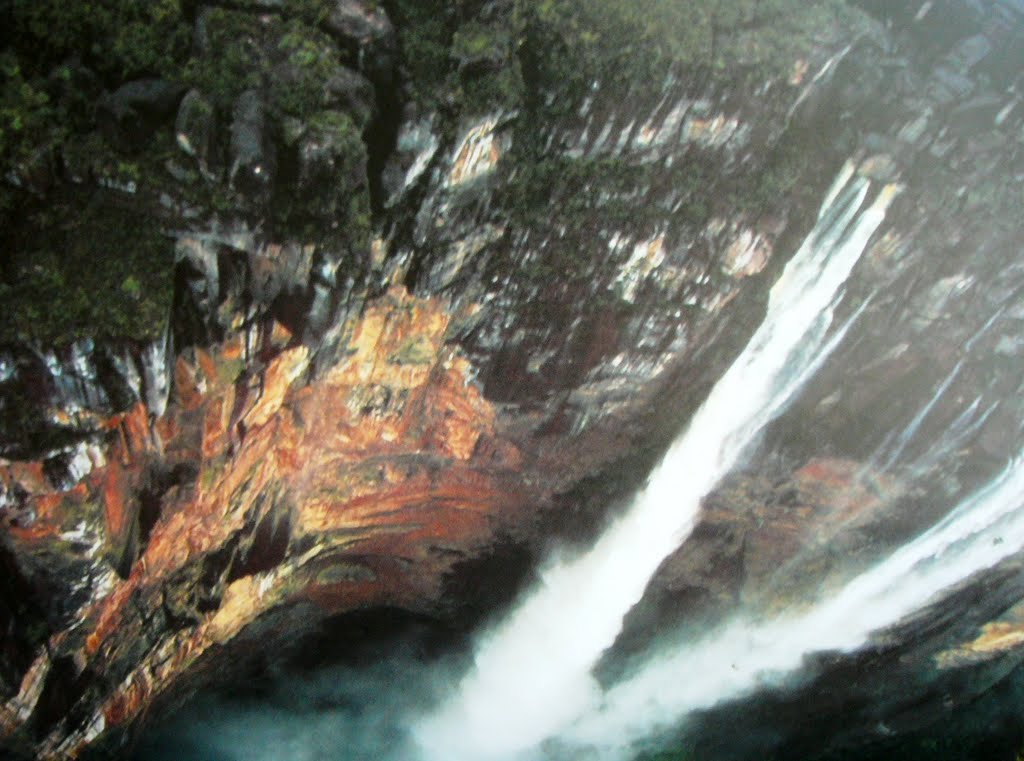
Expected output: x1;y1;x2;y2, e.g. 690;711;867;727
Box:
1;0;1023;758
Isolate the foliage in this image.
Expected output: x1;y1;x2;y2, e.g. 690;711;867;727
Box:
273;109;371;247
387;0;454;105
0;0;382;344
0;190;175;344
4;0;190;81
0;52;59;166
451;22;511;64
183;9;265;108
273;20;347;118
183;10;343;120
0;0;863;346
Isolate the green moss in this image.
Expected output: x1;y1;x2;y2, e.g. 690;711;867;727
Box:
519;0;860;90
185;11;347;121
282;0;337;26
451;22;510;64
216;357;247;386
504;152;712;237
389;337;435;366
272;20;347;118
0;0;379;346
392;0;864;122
270;109;370;249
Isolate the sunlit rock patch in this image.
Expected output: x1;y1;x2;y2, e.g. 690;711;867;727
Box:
448;117;504;187
936;599;1024;669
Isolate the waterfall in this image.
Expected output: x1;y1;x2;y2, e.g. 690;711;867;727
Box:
559;452;1024;758
413;166;899;760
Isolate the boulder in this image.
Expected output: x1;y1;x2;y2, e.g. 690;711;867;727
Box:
323;0;395;52
229;90;277;204
97;79;187;152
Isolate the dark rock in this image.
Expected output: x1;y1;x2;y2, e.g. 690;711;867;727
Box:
7;3;1024;759
192;8;215;58
324;0;393;44
175;90;219;177
9;146;58;196
229;90;277;204
97;79;187;152
324;67;377;129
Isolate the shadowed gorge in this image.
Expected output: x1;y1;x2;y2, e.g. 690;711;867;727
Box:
1;1;1024;760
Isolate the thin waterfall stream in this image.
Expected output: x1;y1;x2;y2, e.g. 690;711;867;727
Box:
559;452;1024;758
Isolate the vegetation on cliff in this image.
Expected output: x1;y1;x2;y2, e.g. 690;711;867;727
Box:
0;0;374;345
0;0;867;345
392;0;863;110
0;192;175;343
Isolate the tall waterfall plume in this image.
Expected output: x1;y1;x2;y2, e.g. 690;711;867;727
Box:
412;166;899;760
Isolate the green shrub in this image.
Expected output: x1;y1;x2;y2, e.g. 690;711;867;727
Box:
5;0;190;80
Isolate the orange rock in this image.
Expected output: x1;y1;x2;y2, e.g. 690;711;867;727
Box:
5;284;547;758
102;460;130;545
4;461;48;495
120;402;153;458
196;349;218;384
174;356;204;410
243;346;309;429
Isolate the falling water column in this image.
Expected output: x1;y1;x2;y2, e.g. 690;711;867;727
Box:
414;166;898;761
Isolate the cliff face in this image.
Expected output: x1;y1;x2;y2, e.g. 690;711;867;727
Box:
1;1;1023;758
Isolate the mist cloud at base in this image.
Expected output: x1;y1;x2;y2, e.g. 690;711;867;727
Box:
132;646;460;761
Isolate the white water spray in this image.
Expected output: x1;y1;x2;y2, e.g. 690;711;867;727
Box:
414;167;898;760
561;452;1024;758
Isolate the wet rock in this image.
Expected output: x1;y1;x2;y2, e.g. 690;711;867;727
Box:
228;90;277;204
174;90;218;177
929;65;976;103
97;79;187;152
948;94;1005;134
381;120;439;207
6;2;1024;758
947;33;993;70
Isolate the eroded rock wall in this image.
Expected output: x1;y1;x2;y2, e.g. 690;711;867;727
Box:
0;1;1022;758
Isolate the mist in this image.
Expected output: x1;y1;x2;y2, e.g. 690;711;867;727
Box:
132;647;451;761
